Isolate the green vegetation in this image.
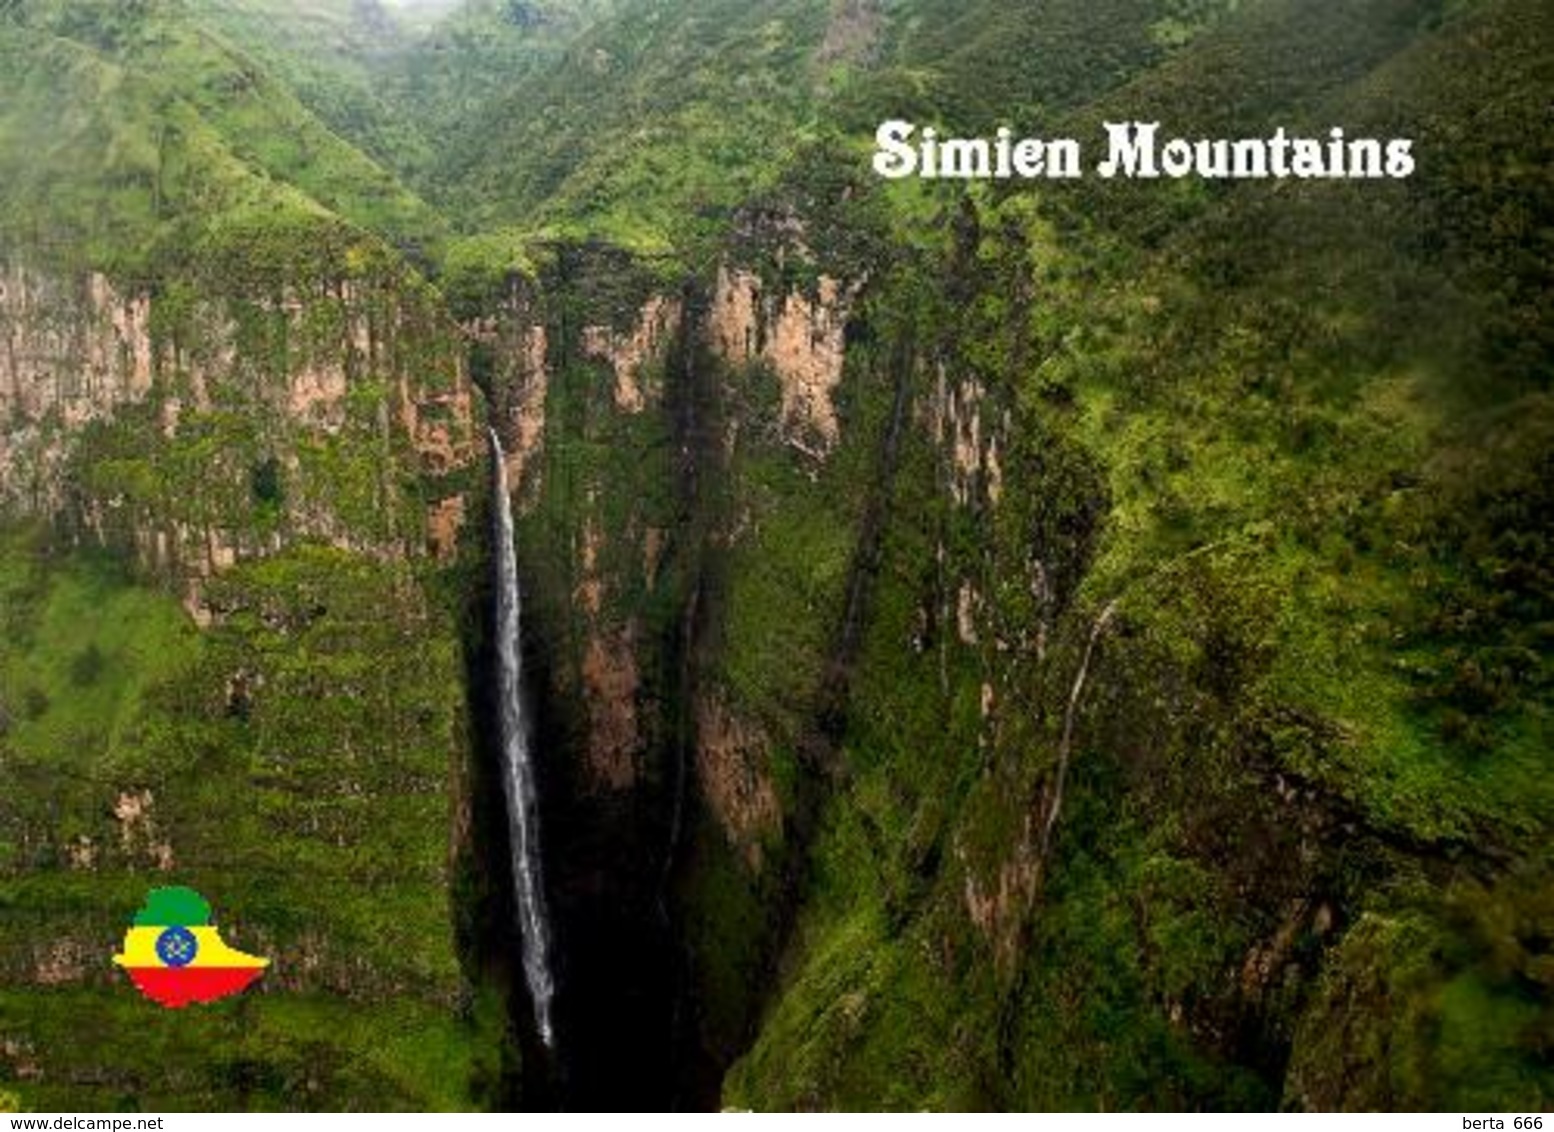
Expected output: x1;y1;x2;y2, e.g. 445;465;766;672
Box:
0;2;489;1108
2;0;1551;1112
0;0;444;275
717;0;1554;1112
0;524;202;786
0;527;496;1110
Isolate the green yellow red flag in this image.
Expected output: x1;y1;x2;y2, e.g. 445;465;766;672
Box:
114;887;269;1008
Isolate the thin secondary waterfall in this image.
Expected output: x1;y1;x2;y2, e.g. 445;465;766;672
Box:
489;428;557;1049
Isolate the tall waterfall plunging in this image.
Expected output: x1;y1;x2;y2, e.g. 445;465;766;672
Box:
489;428;557;1049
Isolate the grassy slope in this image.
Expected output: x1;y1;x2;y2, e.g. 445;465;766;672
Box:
376;0;616;187
0;527;494;1110
186;0;622;288
191;0;438;179
0;0;445;271
420;0;1244;249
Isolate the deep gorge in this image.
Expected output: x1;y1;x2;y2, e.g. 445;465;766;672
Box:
462;253;865;1109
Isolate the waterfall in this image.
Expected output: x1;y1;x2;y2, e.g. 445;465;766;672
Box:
1040;598;1119;858
489;428;557;1049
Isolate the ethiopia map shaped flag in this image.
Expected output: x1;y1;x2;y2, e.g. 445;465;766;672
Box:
114;887;269;1008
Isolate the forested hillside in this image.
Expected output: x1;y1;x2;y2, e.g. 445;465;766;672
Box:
1;0;1549;1112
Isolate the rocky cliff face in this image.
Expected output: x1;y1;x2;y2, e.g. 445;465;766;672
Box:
482;249;858;819
708;267;853;458
0;253;476;605
474;182;1542;1112
0;266;153;512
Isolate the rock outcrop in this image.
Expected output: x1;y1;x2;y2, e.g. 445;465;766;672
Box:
0;265;153;513
709;267;853;456
582;294;683;414
695;695;782;871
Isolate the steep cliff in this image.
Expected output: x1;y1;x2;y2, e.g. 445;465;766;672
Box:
0;249;474;602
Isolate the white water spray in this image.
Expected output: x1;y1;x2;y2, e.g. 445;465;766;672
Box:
489;428;557;1048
